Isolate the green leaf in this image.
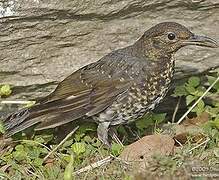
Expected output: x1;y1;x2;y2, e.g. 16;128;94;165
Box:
13;145;27;161
34;134;54;144
185;85;196;94
64;154;74;180
135;114;153;130
191;86;206;96
191;99;205;115
207;75;219;91
172;85;187;97
83;135;93;143
152;113;166;124
111;143;124;156
34;136;46;144
78;123;97;134
92;138;102;147
205;106;219;118
0;84;12;97
210;119;219;129
62;139;74;148
197;99;205;109
74;132;85;142
186;95;196;105
71;142;86;156
187;77;200;87
33;158;44;167
15;144;25;151
116;126;127;135
28;147;41;159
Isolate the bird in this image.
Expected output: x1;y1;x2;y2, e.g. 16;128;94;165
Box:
2;22;218;146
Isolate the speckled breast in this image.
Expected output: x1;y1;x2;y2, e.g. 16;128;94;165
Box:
94;58;175;126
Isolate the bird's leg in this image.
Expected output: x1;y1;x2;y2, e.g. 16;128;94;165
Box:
109;127;123;146
97;122;111;147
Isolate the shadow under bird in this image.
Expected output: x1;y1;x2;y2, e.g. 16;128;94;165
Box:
3;22;218;146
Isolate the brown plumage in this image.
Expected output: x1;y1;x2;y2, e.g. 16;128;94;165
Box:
3;22;218;146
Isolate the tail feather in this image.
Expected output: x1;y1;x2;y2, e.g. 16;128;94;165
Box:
4;102;89;136
35;107;87;130
4;115;42;137
3;108;30;130
26;93;90;119
3;85;120;136
3;107;40;133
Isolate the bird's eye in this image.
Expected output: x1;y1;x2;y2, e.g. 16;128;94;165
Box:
167;32;176;40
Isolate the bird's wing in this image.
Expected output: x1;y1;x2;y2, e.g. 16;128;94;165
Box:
28;51;139;129
4;50;143;136
33;48;146;128
32;64;132;129
39;59;132;103
4;62;132;135
39;47;145;104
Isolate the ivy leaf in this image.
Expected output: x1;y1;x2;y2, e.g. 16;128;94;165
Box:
92;138;102;148
34;134;54;144
187;77;200;87
192;86;207;97
74;132;85;142
28;147;41;159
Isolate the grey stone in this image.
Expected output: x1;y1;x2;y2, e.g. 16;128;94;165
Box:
0;0;218;100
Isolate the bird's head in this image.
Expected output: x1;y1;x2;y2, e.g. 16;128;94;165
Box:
139;22;218;57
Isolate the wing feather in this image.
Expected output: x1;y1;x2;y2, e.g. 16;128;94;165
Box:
4;51;144;136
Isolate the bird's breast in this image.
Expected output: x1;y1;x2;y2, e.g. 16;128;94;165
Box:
93;56;175;125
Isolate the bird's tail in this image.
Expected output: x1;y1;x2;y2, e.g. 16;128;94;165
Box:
3;107;39;137
3;93;91;137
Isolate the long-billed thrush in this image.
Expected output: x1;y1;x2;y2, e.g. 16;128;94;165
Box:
3;22;218;146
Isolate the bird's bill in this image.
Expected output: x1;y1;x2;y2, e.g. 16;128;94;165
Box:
182;35;218;48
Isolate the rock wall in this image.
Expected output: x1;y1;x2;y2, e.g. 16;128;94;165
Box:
0;0;218;100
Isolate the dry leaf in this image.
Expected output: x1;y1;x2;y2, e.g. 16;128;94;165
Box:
173;124;205;144
120;135;174;172
120;134;174;162
174;112;209;145
182;112;209;126
44;158;56;168
161;113;209;145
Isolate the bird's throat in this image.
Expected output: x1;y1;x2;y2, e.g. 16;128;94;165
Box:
134;37;173;62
